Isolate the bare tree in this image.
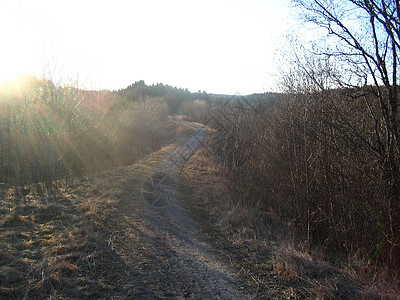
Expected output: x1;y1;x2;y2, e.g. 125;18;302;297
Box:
292;0;400;270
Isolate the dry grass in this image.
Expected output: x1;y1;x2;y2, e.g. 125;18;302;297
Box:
2;116;397;299
181;148;400;299
0;179;131;299
0;120;187;299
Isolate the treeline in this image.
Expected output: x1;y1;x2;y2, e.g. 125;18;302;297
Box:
0;75;172;194
115;80;209;113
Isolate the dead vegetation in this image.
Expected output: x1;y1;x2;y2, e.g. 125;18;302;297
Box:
0;176;131;299
2;115;398;299
0;76;175;196
0;120;194;299
181;148;400;299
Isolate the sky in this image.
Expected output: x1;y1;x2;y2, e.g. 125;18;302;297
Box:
0;0;295;95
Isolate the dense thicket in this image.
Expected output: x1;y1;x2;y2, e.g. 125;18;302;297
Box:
181;0;400;277
0;75;170;193
182;86;398;275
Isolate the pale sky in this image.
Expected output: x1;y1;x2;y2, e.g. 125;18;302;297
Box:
0;0;294;95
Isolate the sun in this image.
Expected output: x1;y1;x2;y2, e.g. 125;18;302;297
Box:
0;54;31;83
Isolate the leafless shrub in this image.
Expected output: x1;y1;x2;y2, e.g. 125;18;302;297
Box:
197;0;400;280
0;76;171;196
202;73;399;282
181;99;210;123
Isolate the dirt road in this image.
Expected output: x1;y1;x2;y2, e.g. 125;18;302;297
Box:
108;120;252;299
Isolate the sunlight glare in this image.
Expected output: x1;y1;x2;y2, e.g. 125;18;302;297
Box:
0;0;294;94
0;57;29;82
0;1;40;82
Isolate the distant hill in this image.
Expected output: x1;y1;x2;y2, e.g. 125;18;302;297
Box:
113;81;208;113
113;80;282;113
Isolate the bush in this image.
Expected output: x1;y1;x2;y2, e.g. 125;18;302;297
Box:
0;76;171;193
205;88;397;274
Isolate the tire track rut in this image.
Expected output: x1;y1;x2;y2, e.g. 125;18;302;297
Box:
135;121;249;299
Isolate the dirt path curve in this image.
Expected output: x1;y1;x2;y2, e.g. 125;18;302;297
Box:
130;120;250;299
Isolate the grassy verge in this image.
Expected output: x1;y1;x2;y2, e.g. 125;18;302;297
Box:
178;150;309;299
0;176;135;298
179;149;400;299
0;120;191;299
